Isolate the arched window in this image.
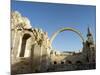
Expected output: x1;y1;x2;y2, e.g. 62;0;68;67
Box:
20;34;31;57
61;61;64;64
76;61;82;65
54;61;57;64
66;60;72;64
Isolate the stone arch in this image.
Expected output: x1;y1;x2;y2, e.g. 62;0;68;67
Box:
50;27;84;50
20;33;31;57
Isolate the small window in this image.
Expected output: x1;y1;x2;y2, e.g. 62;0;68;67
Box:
61;61;64;64
54;61;57;64
66;60;72;64
76;61;82;65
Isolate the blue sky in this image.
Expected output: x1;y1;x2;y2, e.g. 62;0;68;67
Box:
11;0;96;52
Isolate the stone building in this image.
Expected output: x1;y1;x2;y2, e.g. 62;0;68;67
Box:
11;11;96;74
11;11;51;74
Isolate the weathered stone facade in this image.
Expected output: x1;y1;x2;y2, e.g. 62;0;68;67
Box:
11;11;51;74
11;11;96;74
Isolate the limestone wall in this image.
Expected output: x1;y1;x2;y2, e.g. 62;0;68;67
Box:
11;11;51;74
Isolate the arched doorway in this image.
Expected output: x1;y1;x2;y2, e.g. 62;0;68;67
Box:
20;34;31;57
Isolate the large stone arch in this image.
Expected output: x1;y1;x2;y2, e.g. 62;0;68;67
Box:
50;27;84;47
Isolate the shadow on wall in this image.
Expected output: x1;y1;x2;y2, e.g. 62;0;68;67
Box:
11;57;33;75
11;54;51;75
